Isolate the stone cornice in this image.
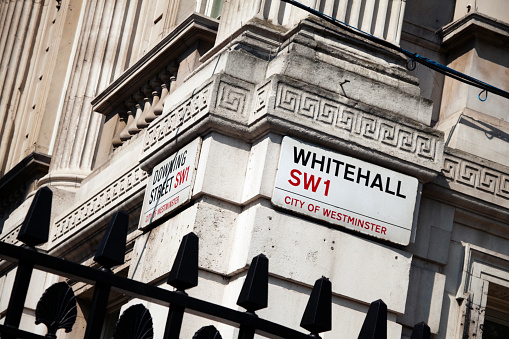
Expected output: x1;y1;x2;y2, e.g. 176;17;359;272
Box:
92;13;219;115
440;12;509;49
140;72;443;182
429;147;509;222
0;152;51;218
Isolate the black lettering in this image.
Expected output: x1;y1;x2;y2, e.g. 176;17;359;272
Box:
370;174;383;191
293;147;311;166
332;159;344;176
356;167;370;186
385;177;395;195
311;153;325;171
344;164;355;181
396;180;406;199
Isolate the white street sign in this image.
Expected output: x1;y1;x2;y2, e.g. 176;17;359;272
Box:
140;138;202;229
272;137;419;245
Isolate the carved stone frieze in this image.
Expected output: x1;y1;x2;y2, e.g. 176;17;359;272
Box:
439;149;509;206
143;81;213;154
267;80;442;168
142;75;252;161
52;165;147;243
0;225;22;245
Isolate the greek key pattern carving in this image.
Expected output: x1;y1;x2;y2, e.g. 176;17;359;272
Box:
217;81;247;114
275;83;439;161
144;84;211;152
441;153;509;200
52;166;148;242
255;82;270;115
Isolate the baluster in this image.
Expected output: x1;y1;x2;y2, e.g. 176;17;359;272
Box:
4;187;52;339
112;109;128;147
163;232;199;339
140;77;163;126
358;299;387;339
120;97;137;141
128;91;144;135
300;277;332;338
236;254;269;339
153;74;176;117
137;84;155;129
84;211;129;339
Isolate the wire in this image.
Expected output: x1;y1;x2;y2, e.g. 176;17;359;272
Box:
280;0;509;101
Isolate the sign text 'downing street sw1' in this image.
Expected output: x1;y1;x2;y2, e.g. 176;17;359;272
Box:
140;138;201;229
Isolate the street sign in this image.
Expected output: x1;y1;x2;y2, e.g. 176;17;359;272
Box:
140;138;202;229
272;137;419;245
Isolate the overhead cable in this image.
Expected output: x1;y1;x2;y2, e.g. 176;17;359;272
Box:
281;0;509;101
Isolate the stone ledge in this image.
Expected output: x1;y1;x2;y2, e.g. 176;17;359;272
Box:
140;71;443;182
427;147;509;222
440;12;509;49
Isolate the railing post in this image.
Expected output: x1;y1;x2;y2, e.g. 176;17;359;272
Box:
84;211;129;339
84;281;112;339
4;187;53;338
411;322;431;339
300;277;332;338
358;299;387;339
3;260;35;338
236;254;269;339
163;232;199;339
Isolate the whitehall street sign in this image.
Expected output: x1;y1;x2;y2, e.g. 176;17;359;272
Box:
272;137;419;245
140;138;202;229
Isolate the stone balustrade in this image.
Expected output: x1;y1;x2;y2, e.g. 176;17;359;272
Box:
216;0;406;46
92;14;219;153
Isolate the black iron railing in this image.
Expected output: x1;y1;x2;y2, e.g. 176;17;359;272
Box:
0;187;431;338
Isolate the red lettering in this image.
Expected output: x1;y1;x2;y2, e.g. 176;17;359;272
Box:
381;227;387;235
323;208;332;217
376;225;381;233
303;173;321;192
289;169;301;186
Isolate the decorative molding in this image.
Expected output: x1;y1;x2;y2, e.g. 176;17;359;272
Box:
0;225;22;245
52;165;147;243
216;81;247;114
440;150;509;204
143;76;252;159
274;82;440;162
255;82;270;115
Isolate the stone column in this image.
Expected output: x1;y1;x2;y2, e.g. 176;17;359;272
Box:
215;0;408;47
41;0;130;188
0;0;43;174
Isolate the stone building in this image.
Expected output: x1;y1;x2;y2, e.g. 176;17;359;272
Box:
0;0;508;338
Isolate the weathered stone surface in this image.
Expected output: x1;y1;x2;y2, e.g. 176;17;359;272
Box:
397;260;446;333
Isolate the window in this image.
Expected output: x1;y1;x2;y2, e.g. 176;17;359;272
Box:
483;283;509;338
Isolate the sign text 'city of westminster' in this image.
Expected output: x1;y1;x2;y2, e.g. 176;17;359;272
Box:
272;137;418;245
